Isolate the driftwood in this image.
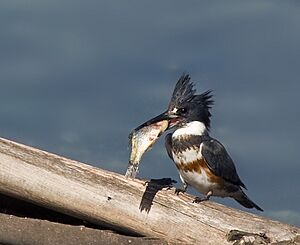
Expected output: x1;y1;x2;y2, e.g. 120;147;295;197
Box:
0;137;299;244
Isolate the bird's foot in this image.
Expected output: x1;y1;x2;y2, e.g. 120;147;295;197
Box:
175;183;188;195
192;191;212;203
175;188;186;195
192;196;209;203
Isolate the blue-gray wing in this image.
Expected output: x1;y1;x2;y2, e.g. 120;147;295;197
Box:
201;139;246;189
165;133;174;160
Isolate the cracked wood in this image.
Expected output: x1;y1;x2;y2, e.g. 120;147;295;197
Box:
0;137;299;244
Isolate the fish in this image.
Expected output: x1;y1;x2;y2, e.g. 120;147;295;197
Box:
125;120;169;178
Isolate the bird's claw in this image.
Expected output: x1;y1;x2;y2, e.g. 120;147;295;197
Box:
175;188;186;195
192;196;209;203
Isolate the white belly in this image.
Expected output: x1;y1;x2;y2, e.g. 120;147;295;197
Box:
172;147;215;194
178;168;229;197
179;169;216;195
171;138;229;197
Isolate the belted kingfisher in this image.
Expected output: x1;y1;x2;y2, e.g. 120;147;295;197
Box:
144;74;263;211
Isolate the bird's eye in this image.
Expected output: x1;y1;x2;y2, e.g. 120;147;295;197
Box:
179;108;187;114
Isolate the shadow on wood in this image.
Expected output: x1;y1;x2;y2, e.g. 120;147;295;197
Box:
0;193;99;228
0;212;168;245
139;178;176;213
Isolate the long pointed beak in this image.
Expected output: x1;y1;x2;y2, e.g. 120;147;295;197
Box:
135;111;178;131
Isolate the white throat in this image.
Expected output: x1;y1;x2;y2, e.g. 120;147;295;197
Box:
172;121;207;138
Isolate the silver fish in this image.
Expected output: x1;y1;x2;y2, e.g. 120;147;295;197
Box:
125;120;169;178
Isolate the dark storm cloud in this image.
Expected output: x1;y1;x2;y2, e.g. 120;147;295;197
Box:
0;1;299;225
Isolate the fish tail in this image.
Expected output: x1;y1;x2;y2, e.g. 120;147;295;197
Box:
125;164;139;178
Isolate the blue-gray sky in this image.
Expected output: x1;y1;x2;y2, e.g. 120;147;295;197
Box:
1;1;299;226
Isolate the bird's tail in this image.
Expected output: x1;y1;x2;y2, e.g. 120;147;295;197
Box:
234;190;263;211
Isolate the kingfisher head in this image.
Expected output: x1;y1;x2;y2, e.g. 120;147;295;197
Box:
141;73;213;132
166;73;213;130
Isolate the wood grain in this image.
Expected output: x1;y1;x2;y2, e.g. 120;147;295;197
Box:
0;137;299;244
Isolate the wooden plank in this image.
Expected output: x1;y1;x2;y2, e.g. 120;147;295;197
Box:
0;137;299;244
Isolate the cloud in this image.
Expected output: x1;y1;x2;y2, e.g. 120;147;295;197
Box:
265;210;300;226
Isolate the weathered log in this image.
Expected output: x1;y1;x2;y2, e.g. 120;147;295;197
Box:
0;137;299;244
